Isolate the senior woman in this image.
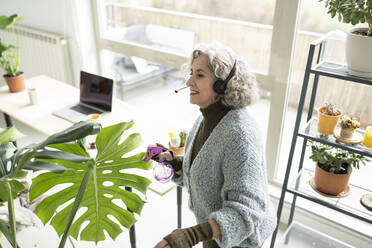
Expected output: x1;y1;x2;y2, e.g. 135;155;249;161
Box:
153;43;276;248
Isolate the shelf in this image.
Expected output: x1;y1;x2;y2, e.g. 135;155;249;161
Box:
310;61;372;86
298;118;372;157
286;168;372;224
279;222;353;248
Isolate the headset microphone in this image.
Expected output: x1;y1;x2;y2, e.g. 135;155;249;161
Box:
174;86;190;93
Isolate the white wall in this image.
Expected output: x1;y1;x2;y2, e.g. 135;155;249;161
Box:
0;0;98;86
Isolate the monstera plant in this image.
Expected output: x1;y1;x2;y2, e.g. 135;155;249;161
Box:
1;120;151;247
29;121;152;247
0;121;101;247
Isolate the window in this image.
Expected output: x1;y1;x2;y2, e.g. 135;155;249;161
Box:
277;0;372;181
92;0;303;183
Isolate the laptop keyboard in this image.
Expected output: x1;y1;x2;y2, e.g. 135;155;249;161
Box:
71;104;102;115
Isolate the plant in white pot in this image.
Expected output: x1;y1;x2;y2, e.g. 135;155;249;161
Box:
0;14;25;92
319;0;372;77
309;141;369;196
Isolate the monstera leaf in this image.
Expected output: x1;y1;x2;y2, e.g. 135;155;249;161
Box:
29;121;152;246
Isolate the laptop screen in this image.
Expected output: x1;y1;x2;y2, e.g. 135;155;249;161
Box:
80;71;113;112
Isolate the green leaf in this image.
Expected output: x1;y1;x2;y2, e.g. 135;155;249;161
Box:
34;150;90;163
0;142;16;160
29;122;152;244
96;121;134;159
0;14;23;29
23;160;71;173
0;179;24;202
48;143;89;157
0;126;24;145
12;169;28;179
0;219;15;247
36;121;101;149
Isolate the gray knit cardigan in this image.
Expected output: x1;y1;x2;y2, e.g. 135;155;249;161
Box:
172;107;277;248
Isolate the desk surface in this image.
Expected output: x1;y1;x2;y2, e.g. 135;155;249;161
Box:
0;75;175;196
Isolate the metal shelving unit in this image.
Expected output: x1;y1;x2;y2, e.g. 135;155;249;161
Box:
270;35;372;247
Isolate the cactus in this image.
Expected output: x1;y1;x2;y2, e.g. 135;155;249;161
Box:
179;130;188;147
321;103;340;116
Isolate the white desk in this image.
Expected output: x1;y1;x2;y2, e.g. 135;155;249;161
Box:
0;75;183;247
0;75;175;196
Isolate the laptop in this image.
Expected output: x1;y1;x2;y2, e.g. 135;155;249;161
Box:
53;71;114;123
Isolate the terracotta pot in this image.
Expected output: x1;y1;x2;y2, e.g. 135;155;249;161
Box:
340;127;355;138
317;107;341;135
168;142;184;156
4;72;25;93
314;163;350;196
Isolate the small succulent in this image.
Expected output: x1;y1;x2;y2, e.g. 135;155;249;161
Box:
340;114;360;129
179;130;188;147
321;103;340;116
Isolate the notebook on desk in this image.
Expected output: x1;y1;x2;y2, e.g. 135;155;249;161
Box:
53;71;113;123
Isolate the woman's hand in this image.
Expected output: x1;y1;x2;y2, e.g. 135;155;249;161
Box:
156;151;174;162
151;143;174;162
154;239;171;248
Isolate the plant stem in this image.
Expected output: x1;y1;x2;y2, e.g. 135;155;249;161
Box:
58;161;94;248
0;219;13;247
5;181;16;248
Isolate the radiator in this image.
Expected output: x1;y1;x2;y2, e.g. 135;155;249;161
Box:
0;25;73;86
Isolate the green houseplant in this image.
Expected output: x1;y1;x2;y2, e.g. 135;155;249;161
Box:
309;141;369;196
0;122;99;247
0;121;152;247
319;0;372;77
168;130;188;156
0;14;25;92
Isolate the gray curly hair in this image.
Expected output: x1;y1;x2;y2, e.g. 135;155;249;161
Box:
190;43;259;108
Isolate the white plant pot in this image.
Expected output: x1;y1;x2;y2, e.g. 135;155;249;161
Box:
346;27;372;78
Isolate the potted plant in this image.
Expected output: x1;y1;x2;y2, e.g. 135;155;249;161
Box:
319;0;372;77
0;123;93;247
309;142;369;196
317;103;342;135
0;121;152;247
0;14;25;92
168;130;188;155
339;114;360;138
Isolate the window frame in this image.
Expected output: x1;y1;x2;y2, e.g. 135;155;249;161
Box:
91;0;301;185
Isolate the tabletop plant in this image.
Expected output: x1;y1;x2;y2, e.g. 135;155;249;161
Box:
168;130;188;155
0;14;23;77
339;114;360;138
319;1;372;77
0;14;26;92
0;121;101;248
309;141;369;195
309;142;368;174
319;0;372;36
317;103;342;135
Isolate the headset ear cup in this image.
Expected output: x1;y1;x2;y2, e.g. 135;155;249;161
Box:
213;79;226;94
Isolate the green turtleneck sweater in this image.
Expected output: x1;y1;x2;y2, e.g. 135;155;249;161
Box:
191;101;231;165
169;101;231;171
